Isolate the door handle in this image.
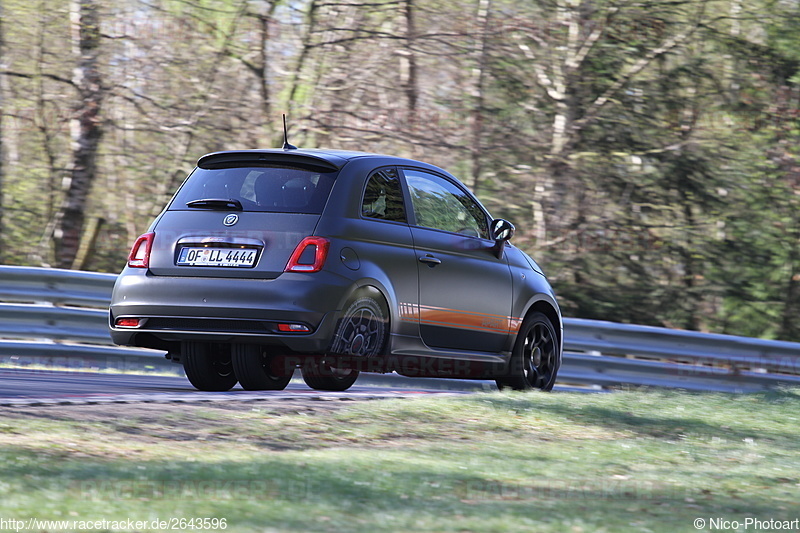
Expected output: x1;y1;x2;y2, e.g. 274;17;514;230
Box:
419;255;442;266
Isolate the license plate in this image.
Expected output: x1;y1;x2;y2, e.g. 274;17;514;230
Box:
177;247;258;268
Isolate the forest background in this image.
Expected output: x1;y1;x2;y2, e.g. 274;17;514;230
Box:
0;0;798;340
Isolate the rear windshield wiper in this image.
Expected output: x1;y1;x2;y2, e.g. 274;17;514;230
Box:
186;198;243;210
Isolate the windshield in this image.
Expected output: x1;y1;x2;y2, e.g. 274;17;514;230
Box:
169;165;338;214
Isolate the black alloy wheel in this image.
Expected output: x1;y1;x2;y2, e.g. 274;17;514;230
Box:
302;295;387;391
496;312;560;391
330;296;387;358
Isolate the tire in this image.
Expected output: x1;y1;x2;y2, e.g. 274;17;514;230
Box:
182;341;238;392
330;296;387;358
231;344;293;391
301;295;387;391
301;357;360;392
496;312;560;391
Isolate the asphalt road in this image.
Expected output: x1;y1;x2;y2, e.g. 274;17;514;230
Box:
0;368;480;406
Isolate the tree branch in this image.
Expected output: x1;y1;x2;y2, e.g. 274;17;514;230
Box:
1;70;77;89
571;1;708;137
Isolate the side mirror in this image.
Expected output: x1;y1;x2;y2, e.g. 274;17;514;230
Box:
490;218;515;258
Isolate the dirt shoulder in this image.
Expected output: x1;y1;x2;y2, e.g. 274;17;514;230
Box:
0;397;356;425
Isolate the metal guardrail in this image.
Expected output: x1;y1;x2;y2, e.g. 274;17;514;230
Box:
1;265;800;392
0;265;115;307
559;319;800;392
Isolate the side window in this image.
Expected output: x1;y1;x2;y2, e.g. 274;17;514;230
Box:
404;169;490;239
361;168;406;223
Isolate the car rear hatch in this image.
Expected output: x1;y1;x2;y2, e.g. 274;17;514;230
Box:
147;152;342;279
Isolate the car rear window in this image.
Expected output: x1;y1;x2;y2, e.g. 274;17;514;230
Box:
169;165;338;214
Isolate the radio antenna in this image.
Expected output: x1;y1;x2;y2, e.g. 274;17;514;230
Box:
282;114;297;150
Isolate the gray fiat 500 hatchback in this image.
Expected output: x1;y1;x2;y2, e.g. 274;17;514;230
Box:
109;148;562;392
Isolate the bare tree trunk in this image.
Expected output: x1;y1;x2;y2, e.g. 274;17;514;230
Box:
0;0;4;262
54;0;104;269
259;11;277;124
402;0;418;116
286;0;319;109
244;1;279;142
284;0;328;146
33;2;64;266
679;184;701;331
779;231;799;339
258;13;271;117
470;0;490;193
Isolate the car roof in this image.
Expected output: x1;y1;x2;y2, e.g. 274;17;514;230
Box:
196;148;442;173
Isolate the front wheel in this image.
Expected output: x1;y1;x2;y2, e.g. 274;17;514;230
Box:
496;312;560;391
182;341;238;392
231;344;293;391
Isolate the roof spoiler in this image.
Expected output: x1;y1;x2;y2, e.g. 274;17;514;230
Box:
197;150;344;171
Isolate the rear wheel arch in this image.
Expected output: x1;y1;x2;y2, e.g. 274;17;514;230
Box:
348;282;393;330
330;284;392;355
339;251;409;337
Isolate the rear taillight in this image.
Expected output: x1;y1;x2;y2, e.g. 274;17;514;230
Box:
285;237;330;273
128;232;155;268
277;323;311;333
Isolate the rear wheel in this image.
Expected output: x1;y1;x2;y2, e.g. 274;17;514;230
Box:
330;296;387;358
496;312;560;391
301;357;359;391
231;344;293;391
301;294;387;391
182;341;238;392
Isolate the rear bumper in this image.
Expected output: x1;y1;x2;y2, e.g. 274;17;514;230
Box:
108;268;353;353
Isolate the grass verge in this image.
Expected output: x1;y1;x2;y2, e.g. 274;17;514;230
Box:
0;389;798;532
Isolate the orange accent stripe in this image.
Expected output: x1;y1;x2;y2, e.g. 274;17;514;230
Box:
398;302;523;335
